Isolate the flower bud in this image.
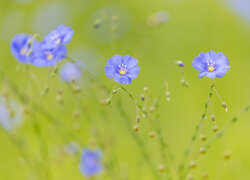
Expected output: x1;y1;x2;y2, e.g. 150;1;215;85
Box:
211;114;216;121
149;106;155;113
222;102;228;112
177;60;185;67
201;172;209;179
166;92;170;101
212;125;218;132
141;94;145;101
136;115;140;123
224;151;231;160
200;134;207;141
186;174;194;180
189;160;197;169
158;164;166;173
149;131;156;138
143;87;149;92
134;125;139;132
199;147;206;154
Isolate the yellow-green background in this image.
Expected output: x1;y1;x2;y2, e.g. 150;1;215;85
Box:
0;0;250;179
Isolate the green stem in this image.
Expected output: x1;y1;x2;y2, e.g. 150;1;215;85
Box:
116;99;162;180
178;83;214;178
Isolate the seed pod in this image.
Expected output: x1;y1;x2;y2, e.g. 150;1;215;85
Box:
200;134;207;141
212;125;218;132
224;151;231;160
189;160;197;169
158;164;166;173
199;147;206;154
186;174;194;180
134;125;139;132
149;131;156;138
201;172;209;179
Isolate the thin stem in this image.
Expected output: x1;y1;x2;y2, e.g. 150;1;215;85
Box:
116;99;162;180
178;82;214;178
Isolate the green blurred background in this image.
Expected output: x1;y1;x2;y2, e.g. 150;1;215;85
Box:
0;0;250;179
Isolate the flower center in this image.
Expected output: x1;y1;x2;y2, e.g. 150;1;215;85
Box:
207;60;215;72
47;53;54;60
20;40;32;56
118;64;127;75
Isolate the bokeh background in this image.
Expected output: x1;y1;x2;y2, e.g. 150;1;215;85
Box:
0;0;250;179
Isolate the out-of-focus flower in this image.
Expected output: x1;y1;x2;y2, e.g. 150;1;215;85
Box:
192;50;230;79
60;62;82;82
227;0;250;23
146;11;169;27
64;141;79;155
30;44;67;67
43;24;74;49
104;55;140;84
0;97;23;132
79;148;103;178
10;34;39;64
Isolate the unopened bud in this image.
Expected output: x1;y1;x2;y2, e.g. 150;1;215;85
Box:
166;92;170;101
222;102;228;112
143;87;149;92
106;98;111;105
200;134;207;141
141;94;145;101
136;115;140;123
199;147;206;154
212;125;218;132
224;151;231;160
177;60;185;67
149;131;156;138
201;172;209;179
134;125;139;132
149;106;155;113
189;160;197;169
158;164;166;173
186;174;194;180
211;114;216;121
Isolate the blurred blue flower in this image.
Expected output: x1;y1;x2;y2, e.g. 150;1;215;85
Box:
79;148;103;178
104;55;140;84
192;50;230;79
64;141;79;155
10;34;39;64
227;0;250;23
43;24;74;49
0;97;23;132
60;62;82;82
30;44;67;67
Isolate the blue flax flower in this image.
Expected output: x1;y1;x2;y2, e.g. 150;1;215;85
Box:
104;55;140;84
60;62;82;82
192;50;230;79
30;43;67;67
10;34;40;64
79;148;103;178
43;24;74;49
0;97;23;132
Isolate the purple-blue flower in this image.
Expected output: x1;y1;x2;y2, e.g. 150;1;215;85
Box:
43;24;74;49
104;55;140;84
0;96;23;132
79;148;103;178
60;62;82;82
10;34;40;64
30;44;67;67
192;50;230;79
